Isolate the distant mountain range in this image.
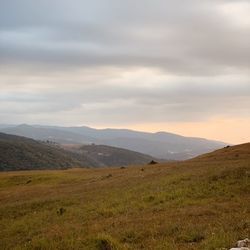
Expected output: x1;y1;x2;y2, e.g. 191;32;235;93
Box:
0;133;157;171
0;124;227;160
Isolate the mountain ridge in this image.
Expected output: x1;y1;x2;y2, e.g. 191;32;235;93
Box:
0;124;227;160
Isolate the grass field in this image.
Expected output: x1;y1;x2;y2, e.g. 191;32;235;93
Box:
0;144;250;249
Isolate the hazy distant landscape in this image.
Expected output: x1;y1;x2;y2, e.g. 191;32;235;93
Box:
0;124;226;161
0;132;160;171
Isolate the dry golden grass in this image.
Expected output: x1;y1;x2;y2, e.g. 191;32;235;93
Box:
0;144;250;249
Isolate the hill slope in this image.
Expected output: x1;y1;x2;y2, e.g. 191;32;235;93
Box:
0;142;249;249
0;124;227;160
193;143;250;161
78;144;158;167
0;133;91;171
0;133;157;171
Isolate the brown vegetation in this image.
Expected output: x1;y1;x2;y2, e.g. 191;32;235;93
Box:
0;143;249;249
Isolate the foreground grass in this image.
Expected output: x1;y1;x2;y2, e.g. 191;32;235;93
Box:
0;158;249;249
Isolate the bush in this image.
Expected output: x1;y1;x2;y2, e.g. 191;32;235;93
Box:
89;233;126;250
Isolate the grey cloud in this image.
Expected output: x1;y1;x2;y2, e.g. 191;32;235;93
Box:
1;77;249;124
0;0;249;75
0;0;250;126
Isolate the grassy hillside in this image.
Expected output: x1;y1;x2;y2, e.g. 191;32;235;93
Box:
193;143;250;161
0;133;157;171
78;144;158;167
0;144;249;249
0;133;89;171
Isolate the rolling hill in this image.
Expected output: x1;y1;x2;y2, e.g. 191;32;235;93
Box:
77;144;159;167
193;143;250;161
0;143;249;249
0;133;90;171
0;133;157;171
0;124;227;160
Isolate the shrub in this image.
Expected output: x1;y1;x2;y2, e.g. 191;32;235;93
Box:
89;233;126;250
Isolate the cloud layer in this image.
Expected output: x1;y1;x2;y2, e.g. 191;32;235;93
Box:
0;0;250;142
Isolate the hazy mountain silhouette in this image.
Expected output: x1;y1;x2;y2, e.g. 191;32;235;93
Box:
0;124;227;160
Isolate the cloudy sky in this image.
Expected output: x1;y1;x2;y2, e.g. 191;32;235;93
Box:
0;0;250;143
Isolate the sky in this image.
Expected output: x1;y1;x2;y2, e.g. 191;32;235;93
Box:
0;0;250;144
